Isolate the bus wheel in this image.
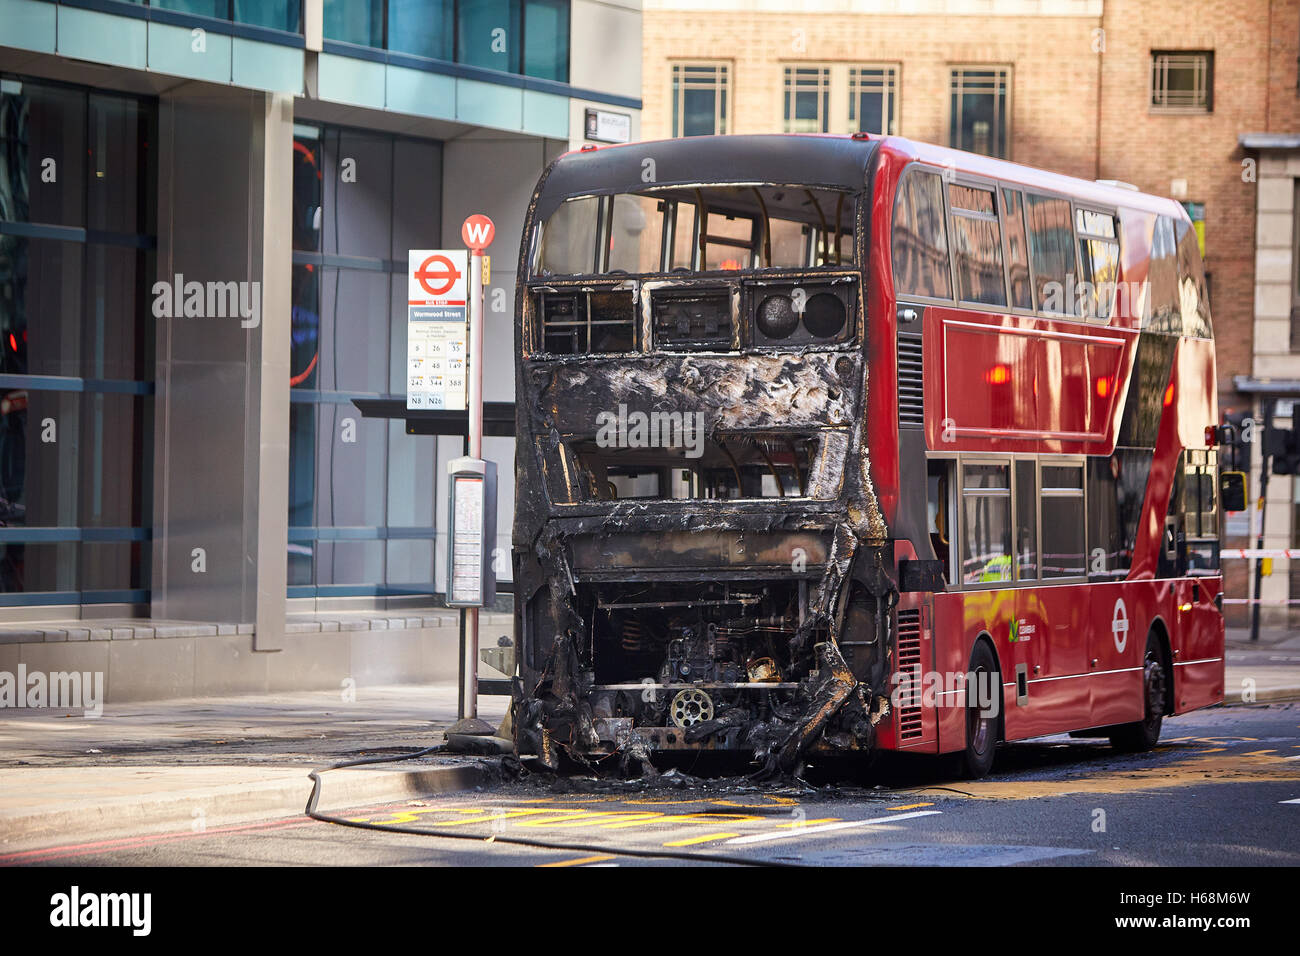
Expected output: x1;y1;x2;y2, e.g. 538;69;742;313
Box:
959;641;999;779
1110;633;1166;753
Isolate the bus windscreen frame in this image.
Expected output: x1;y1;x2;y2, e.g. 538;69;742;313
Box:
533;183;859;278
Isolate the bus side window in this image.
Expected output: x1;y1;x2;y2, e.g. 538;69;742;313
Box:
1175;216;1213;338
1025;194;1078;316
893;170;952;299
960;462;1013;585
1015;459;1038;580
927;459;953;584
1146;215;1181;333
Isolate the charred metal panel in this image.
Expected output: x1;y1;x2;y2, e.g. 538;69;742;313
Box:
568;530;831;575
510;136;902;778
536;352;859;436
535;135;878;222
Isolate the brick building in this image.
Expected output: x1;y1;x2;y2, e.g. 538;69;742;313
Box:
643;0;1300;623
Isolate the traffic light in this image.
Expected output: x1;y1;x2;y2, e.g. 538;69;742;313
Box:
1265;423;1300;475
1220;410;1254;472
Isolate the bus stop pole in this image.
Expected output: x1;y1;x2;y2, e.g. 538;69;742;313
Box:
461;246;485;720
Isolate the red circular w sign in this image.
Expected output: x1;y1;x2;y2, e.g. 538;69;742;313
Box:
461;214;495;251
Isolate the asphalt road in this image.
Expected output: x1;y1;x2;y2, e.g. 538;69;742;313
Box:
14;702;1300;867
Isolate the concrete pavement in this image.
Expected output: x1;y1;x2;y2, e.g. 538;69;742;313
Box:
0;642;1296;858
1224;626;1300;703
0;685;509;855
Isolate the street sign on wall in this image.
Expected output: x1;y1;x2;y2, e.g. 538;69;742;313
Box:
407;249;468;411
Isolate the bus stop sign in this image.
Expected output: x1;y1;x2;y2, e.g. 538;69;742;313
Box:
462;214;495;251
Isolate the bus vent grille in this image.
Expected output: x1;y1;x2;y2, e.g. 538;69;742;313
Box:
896;608;924;740
897;331;924;428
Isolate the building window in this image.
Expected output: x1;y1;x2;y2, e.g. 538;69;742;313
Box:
672;63;728;137
783;66;830;133
151;1;302;33
949;67;1010;158
289;124;444;597
0;76;156;605
389;0;455;61
1151;51;1213;112
849;66;898;135
323;0;569;82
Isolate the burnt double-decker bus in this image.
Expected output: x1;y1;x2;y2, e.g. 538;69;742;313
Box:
509;133;1229;778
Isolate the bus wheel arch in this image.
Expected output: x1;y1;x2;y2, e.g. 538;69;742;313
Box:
1146;615;1175;717
1110;622;1170;752
957;632;1002;778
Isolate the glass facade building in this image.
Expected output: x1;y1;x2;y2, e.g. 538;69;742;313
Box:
0;0;639;699
288;125;444;597
0;76;156;605
324;0;570;82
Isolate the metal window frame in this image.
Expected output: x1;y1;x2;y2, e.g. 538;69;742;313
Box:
1022;190;1082;319
1072;203;1121;323
848;63;900;136
947;65;1012;160
781;63;832;134
943;174;1009;309
891;162;956;306
957;456;1014;590
998;185;1038;314
1039;456;1088;582
671;61;730;137
1150;50;1213;113
927;453;1091;590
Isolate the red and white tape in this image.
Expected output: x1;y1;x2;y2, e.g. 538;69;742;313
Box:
1220;549;1300;559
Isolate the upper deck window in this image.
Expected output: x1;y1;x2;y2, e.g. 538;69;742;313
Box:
1025;194;1077;316
949;183;1007;307
534;185;856;278
1075;207;1120;321
892;168;951;299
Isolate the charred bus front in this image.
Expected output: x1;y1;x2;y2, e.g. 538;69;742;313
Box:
510;136;897;775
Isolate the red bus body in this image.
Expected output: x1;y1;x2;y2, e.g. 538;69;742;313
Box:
866;137;1223;756
511;133;1224;774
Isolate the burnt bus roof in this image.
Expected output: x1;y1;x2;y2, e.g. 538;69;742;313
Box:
533;134;878;220
534;133;1187;226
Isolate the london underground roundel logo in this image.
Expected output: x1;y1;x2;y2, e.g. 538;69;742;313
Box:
1112;597;1130;653
415;254;461;297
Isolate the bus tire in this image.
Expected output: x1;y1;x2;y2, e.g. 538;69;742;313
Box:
959;641;1000;779
1109;632;1167;753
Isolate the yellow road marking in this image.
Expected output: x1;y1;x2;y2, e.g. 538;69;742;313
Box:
663;832;739;847
777;818;840;829
887;802;935;811
538;854;617;867
516;811;663;829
